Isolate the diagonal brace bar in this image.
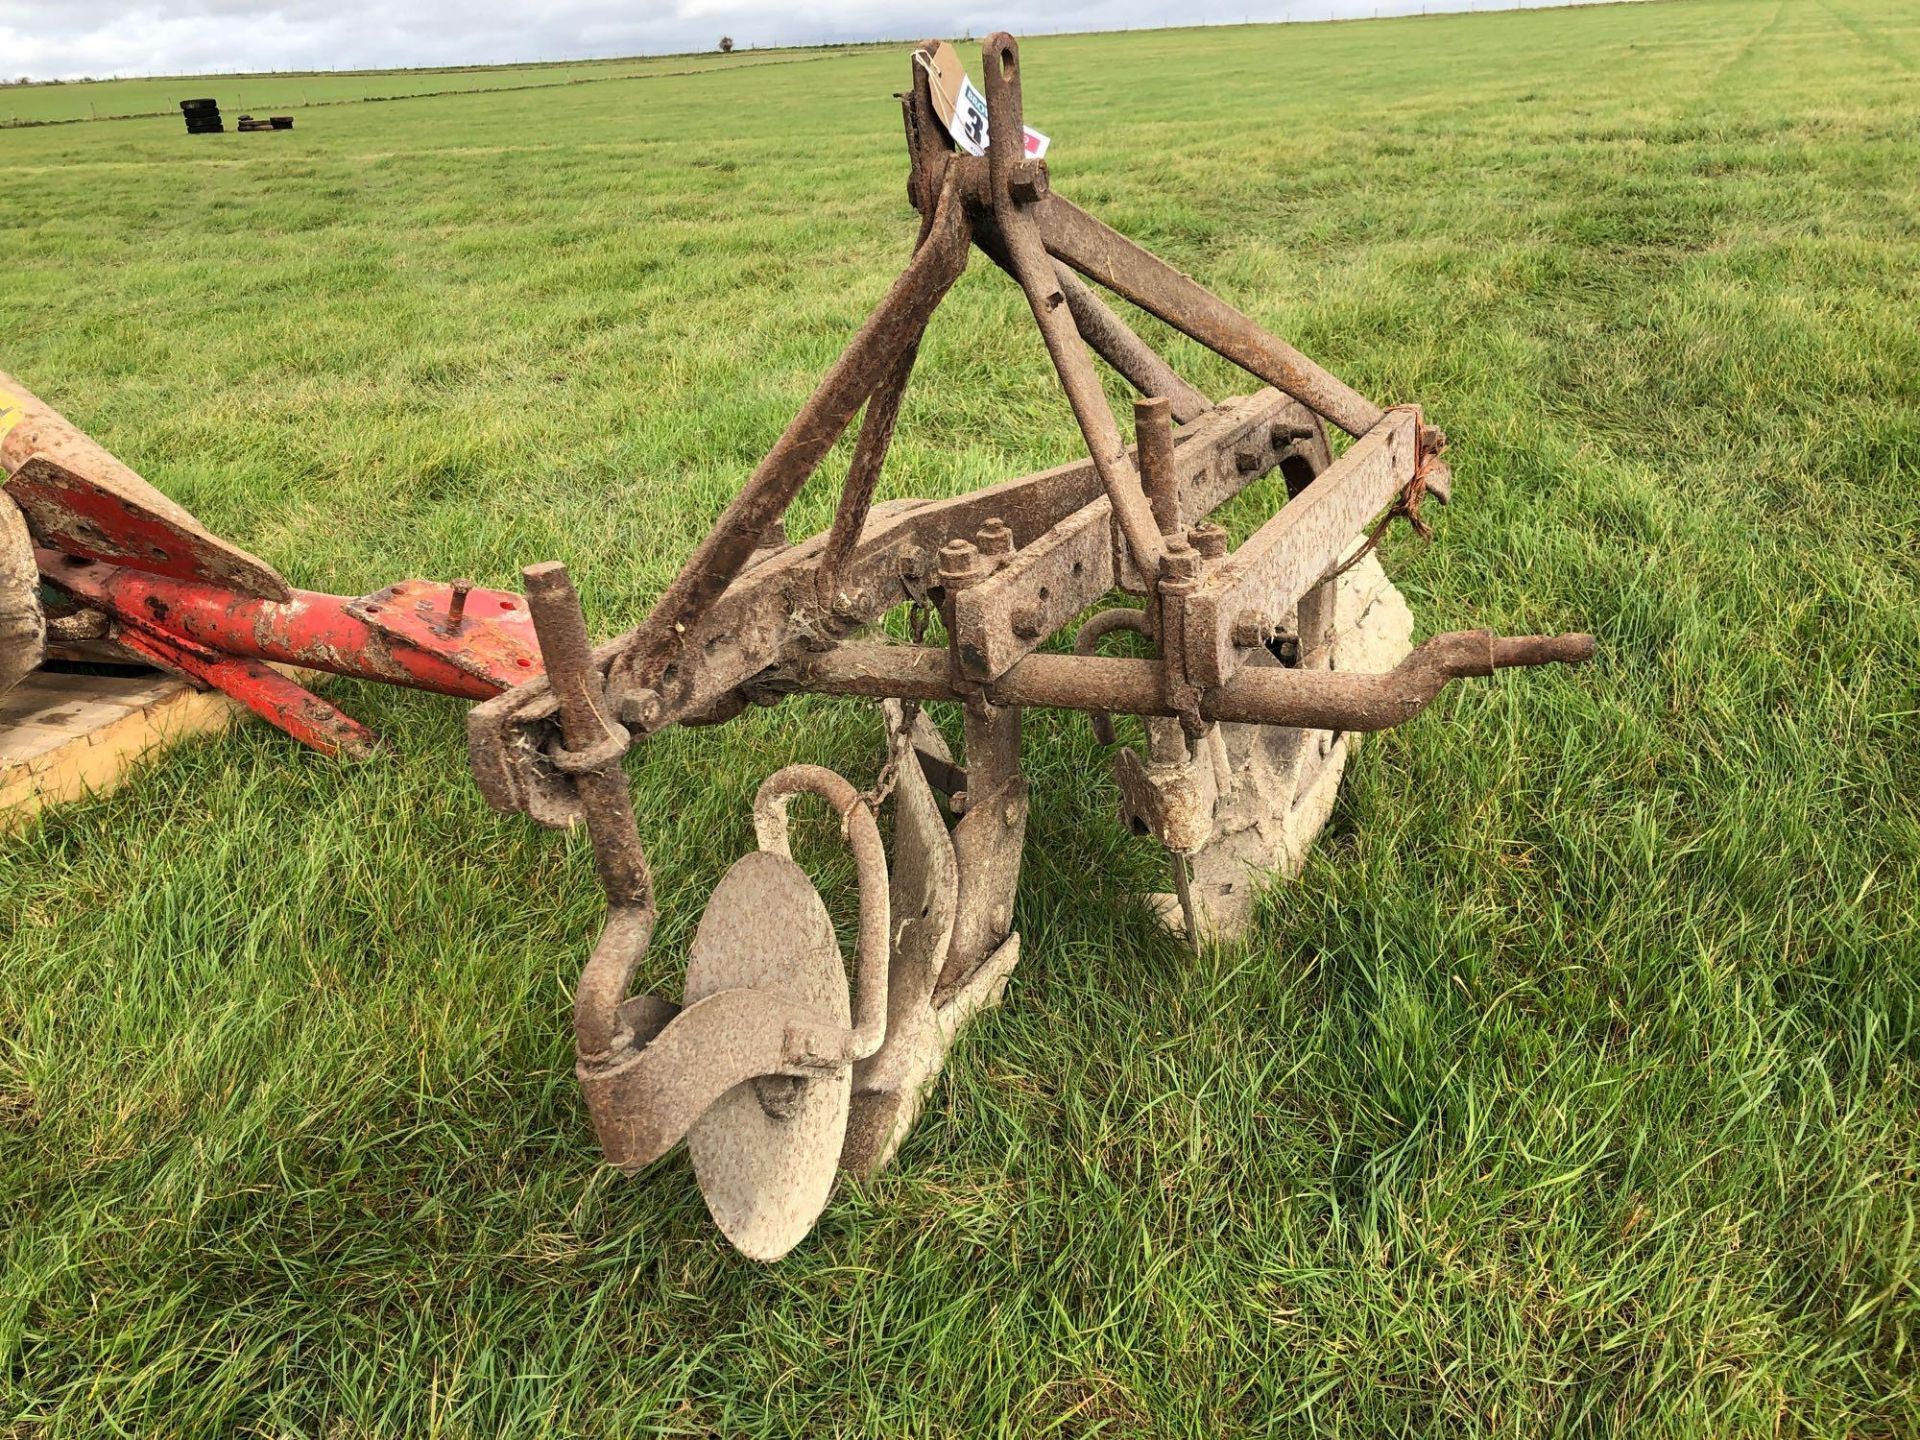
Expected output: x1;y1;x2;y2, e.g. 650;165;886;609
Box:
611;168;972;702
980;33;1170;583
1037;194;1386;439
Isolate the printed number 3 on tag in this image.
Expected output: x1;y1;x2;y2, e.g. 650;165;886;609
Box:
946;75;1050;161
953;77;988;153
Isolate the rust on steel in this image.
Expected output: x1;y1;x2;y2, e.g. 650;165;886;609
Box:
468;388;1309;770
5;36;1593;1259
980;37;1169;585
476;35;1596;1254
1054;264;1210;424
1182;407;1422;688
1034;198;1387;440
609;170;972;704
780;632;1598;732
466;29;1595;855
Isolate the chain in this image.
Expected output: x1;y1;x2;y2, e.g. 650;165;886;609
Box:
858;696;922;813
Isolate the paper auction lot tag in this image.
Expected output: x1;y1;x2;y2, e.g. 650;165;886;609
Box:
916;41;1051;160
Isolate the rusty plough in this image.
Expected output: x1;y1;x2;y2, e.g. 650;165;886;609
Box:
0;37;1592;1259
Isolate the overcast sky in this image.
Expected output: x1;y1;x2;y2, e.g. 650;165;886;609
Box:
2;0;1616;81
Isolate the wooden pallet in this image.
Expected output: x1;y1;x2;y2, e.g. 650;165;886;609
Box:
0;667;254;830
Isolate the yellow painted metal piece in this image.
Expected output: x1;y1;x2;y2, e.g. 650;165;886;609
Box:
0;388;25;442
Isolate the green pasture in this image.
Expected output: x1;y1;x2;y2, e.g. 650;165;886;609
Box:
0;49;857;127
2;0;1917;1432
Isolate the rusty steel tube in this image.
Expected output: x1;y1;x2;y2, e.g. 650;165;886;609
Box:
1054;264;1211;423
1072;605;1152;746
612;171;972;699
1038;196;1386;439
1135;396;1182;539
814;189;944;617
522;561;659;1063
817;343;918;616
792;630;1595;732
962;215;1211;425
982;33;1170;584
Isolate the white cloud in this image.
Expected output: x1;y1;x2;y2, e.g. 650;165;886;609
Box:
0;0;1619;81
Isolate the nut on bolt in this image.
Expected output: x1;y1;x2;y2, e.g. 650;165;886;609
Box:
1188;522;1228;559
1160;544;1203;584
975;516;1015;559
938;537;989;590
1231;610;1271;647
619;688;665;731
1008;159;1050;204
1010;605;1045;639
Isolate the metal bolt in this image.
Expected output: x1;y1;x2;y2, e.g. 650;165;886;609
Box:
1136;395;1182;539
1271;421;1314;446
1188;522;1228;559
938;537;988;590
1010;605;1044;639
1008;159;1050;204
975;516;1015;559
1235;444;1263;475
447;578;473;631
900;550;926;583
619;688;664;730
1160;544;1202;583
1232;610;1271;647
752;1074;806;1120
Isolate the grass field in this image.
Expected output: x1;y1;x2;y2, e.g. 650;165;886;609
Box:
3;0;1919;1433
0;49;864;127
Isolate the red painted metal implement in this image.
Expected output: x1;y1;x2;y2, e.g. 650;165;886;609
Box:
0;38;1594;1260
2;368;543;757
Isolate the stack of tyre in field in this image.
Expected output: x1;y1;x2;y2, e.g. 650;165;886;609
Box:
179;98;223;134
235;114;294;132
